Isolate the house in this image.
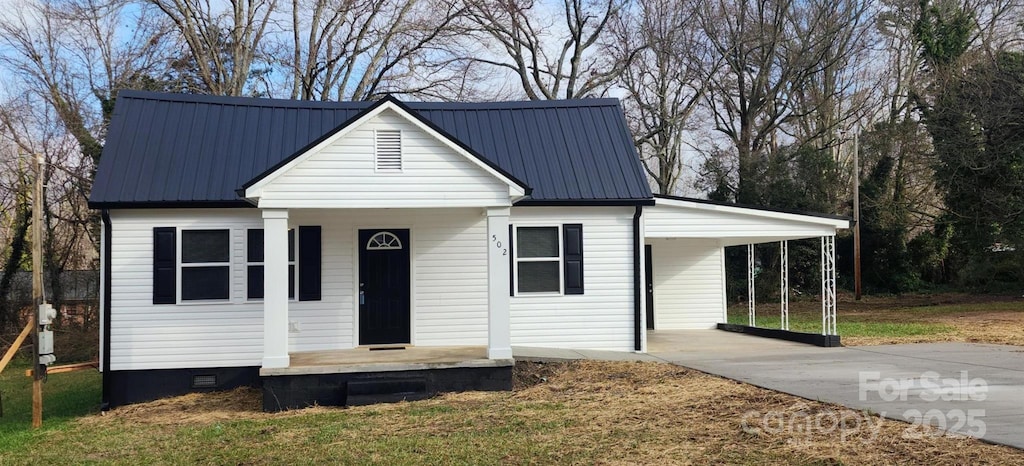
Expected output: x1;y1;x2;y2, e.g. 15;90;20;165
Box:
89;91;848;411
6;270;99;321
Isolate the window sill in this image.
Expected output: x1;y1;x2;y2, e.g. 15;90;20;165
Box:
513;292;564;298
176;299;232;306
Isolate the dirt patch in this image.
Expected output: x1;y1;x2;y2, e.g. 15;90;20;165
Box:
513;360;576;389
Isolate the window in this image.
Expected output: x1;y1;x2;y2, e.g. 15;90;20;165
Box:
366;231;403;250
246;228;296;300
181;229;230;301
514;226;562;293
512;224;584;295
152;225;322;304
375;129;402;171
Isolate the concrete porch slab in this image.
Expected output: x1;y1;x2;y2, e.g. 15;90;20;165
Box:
260;346;512;376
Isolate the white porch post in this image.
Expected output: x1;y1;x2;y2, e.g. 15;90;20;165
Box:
820;235;837;336
262;208;290;368
780;241;789;331
747;243;755;326
486;207;512;359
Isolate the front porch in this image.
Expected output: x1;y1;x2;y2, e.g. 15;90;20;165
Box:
261;346;509;376
261;346;513;411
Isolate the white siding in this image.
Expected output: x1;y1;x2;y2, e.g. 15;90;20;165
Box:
108;209;265;370
647;239;725;329
312;209;490;347
108;208;489;371
258;110;512;208
509;207;636;351
645;203;839;246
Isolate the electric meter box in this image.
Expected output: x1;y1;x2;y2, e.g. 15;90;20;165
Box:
38;329;54;355
38;303;56;326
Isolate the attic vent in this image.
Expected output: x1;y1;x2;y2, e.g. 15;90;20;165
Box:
375;130;402;171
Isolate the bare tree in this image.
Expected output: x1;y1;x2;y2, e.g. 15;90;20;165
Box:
146;0;276;96
0;0;171;165
285;0;472;101
0;0;170;333
464;0;629;100
611;0;709;194
695;0;869;204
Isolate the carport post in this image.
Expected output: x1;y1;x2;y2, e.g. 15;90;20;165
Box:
747;244;755;326
780;241;789;331
820;235;837;335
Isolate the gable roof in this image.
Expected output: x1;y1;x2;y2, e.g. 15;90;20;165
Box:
240;95;529;200
89;91;653;208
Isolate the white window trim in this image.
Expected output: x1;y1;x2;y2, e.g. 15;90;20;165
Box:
374;128;403;173
177;227;232;304
244;227;298;303
512;224;564;296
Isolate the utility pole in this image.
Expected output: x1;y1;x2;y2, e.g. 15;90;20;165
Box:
31;152;43;428
853;131;862;300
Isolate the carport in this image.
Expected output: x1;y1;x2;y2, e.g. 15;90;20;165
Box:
640;195;850;350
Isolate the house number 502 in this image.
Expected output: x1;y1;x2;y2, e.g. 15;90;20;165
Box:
491;235;507;256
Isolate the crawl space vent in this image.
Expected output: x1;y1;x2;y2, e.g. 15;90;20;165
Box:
192;374;217;388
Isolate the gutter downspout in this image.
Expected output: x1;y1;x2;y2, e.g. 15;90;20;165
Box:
633;205;643;351
101;210;112;411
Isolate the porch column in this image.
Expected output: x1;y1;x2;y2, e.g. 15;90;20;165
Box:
486;207;512;359
820;235;837;336
747;243;755;326
262;208;290;368
780;241;789;330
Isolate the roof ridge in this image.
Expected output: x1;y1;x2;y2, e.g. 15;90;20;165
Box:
115;90;622;110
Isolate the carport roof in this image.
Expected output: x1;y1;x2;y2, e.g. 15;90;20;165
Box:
646;195;850;245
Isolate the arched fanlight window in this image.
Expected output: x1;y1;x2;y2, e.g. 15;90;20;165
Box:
366;231;403;250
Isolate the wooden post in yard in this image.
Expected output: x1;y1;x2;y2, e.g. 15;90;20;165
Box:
31;152;44;428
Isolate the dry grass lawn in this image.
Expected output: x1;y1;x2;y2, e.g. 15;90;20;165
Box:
837;294;1024;346
3;360;1023;465
731;293;1024;346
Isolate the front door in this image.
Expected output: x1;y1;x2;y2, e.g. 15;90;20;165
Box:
645;245;655;330
359;229;411;345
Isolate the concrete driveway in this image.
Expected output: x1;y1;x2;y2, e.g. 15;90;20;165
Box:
515;330;1024;449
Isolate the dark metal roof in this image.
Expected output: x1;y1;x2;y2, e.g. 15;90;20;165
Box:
90;91;653;208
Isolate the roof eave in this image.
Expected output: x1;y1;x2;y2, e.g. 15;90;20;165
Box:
653;194;851;228
514;198;655;207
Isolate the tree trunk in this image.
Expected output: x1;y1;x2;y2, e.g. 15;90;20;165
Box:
0;200;31;334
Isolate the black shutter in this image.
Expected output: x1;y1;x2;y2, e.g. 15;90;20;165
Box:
247;229;264;300
298;226;321;301
508;224;514;296
563;224;584;295
153;227;176;304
